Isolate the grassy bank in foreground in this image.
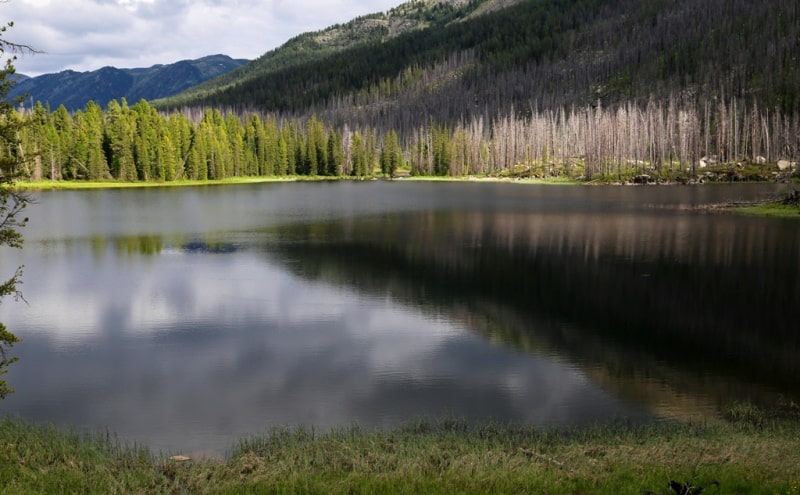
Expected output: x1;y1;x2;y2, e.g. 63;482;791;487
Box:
1;407;799;495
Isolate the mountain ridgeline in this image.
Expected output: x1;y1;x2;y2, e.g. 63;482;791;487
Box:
10;55;248;112
158;0;799;127
162;0;521;109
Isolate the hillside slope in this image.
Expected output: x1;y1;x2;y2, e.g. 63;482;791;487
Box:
159;0;523;108
159;0;799;131
9;54;249;111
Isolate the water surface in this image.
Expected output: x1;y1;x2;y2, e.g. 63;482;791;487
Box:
1;181;797;456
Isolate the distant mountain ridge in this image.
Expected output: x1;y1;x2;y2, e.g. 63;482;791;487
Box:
9;54;249;111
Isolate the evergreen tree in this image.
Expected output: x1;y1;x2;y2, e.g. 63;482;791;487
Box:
380;129;401;178
50;105;72;180
365;129;378;176
432;123;452;176
17;101;47;181
279;124;294;175
262;117;280;176
69;102;109;180
326;128;344;176
305;116;326;176
133;100;165;180
166;113;193;180
186;122;208;180
244;116;260;176
225;113;245;177
293;123;306;175
351;131;367;177
84;102;110;180
104;99;137;181
41;108;63;180
157;125;180;182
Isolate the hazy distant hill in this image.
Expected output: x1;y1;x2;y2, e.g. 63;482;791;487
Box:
9;54;249;111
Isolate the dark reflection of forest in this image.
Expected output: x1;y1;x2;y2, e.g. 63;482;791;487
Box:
263;210;800;418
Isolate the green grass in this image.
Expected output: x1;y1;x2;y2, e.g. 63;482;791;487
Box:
12;176;347;191
398;174;580;185
2;407;799;494
15;174;582;191
736;201;800;218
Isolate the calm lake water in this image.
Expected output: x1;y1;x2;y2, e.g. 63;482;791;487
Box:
1;181;798;456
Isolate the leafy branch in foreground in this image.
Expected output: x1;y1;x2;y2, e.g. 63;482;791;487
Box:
0;19;34;398
0;180;27;398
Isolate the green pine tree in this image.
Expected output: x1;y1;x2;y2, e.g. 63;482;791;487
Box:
381;130;401;178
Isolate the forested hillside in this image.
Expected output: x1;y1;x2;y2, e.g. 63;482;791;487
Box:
165;0;522;108
9;55;248;112
159;0;800;128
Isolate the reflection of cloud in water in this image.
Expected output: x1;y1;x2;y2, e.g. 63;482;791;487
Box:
0;243;640;455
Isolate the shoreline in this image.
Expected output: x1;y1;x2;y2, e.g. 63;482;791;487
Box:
12;173;798;190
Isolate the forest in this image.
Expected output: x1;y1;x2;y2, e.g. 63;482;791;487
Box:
10;96;800;183
6;0;800;183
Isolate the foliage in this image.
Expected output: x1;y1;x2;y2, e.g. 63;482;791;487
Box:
0;183;25;399
380;129;401;177
0;21;31;399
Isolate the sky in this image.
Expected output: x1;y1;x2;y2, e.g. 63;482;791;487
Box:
1;0;401;77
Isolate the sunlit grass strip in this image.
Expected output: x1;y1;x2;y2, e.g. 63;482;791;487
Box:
2;412;799;494
12;176;349;191
396;175;579;184
16;174;584;190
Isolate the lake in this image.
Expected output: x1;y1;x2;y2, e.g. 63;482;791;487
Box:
1;181;798;457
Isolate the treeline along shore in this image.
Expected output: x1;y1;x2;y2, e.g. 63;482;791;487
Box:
10;97;800;184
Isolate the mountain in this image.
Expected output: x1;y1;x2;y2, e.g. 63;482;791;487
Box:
9;54;249;112
157;0;799;131
158;0;525;108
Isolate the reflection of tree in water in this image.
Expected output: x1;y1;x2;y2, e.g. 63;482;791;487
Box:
181;240;238;254
85;235;239;258
264;210;800;417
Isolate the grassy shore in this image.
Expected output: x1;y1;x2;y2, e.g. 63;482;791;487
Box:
737;204;800;217
2;404;799;494
732;187;800;217
14;174;578;191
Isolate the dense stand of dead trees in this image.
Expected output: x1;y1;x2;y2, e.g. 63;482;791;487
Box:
401;98;800;178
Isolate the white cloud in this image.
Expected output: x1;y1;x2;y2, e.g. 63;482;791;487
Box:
1;0;400;76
